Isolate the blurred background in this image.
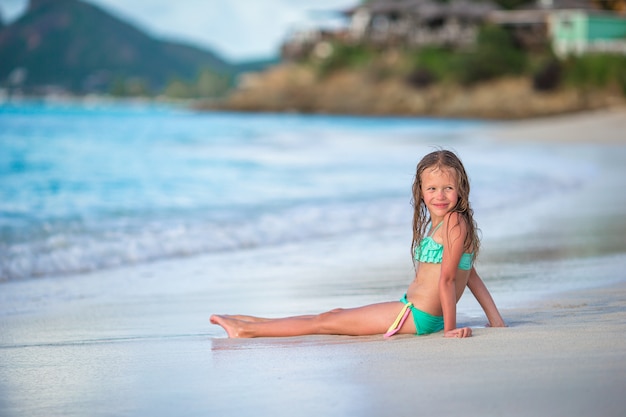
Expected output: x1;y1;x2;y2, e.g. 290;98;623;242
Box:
0;0;624;115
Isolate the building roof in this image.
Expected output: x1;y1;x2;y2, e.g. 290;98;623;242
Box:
343;0;500;20
529;0;600;10
488;0;616;25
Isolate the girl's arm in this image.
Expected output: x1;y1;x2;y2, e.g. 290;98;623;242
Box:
439;212;472;338
467;268;506;327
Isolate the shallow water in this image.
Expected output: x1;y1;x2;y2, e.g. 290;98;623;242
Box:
1;101;484;280
1;101;603;283
2;101;625;313
0;107;623;313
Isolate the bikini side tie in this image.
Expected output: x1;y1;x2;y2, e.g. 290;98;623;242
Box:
384;301;413;338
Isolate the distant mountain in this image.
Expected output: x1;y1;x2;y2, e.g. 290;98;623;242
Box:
236;57;281;74
0;0;271;95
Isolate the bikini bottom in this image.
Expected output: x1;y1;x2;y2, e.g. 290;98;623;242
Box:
384;294;444;337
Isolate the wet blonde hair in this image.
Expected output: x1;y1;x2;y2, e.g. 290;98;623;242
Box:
411;149;480;264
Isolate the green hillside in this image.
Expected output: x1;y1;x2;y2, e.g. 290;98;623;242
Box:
0;0;254;96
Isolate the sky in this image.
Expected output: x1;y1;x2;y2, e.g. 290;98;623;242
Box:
0;0;359;62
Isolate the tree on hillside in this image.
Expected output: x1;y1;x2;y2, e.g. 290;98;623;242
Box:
492;0;535;9
195;68;232;97
163;68;233;99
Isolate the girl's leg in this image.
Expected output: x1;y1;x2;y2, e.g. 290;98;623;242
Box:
224;313;320;323
210;302;413;338
224;314;274;323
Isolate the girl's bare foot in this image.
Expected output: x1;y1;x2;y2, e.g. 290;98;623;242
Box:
210;315;249;338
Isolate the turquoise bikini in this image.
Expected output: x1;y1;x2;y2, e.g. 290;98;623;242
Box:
385;222;474;337
415;222;474;270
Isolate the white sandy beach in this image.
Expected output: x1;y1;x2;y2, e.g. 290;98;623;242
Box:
1;108;625;417
488;106;626;143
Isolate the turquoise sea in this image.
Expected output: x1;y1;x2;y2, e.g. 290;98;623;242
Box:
0;101;491;280
1;100;624;300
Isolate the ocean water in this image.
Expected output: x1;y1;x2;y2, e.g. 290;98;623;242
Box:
0;100;618;290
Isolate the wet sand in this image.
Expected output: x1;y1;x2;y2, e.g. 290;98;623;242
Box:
1;108;625;417
209;283;626;417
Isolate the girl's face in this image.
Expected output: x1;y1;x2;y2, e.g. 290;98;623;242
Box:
420;166;459;221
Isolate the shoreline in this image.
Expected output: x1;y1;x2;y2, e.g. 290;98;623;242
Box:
4;93;625;133
8;76;624;125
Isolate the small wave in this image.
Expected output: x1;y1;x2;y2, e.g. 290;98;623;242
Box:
0;198;411;281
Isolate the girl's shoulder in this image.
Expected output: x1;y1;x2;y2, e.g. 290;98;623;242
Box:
440;212;469;242
443;211;467;229
444;211;478;254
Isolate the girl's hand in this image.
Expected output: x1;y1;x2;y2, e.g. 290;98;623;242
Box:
486;319;507;328
444;327;472;338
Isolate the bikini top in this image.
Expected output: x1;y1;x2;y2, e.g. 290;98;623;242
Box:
414;222;474;271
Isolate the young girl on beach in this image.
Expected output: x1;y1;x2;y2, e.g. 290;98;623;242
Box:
210;150;505;338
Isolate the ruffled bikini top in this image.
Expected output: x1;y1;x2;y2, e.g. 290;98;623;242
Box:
414;222;474;271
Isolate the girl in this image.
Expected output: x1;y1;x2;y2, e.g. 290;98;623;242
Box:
210;150;505;338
